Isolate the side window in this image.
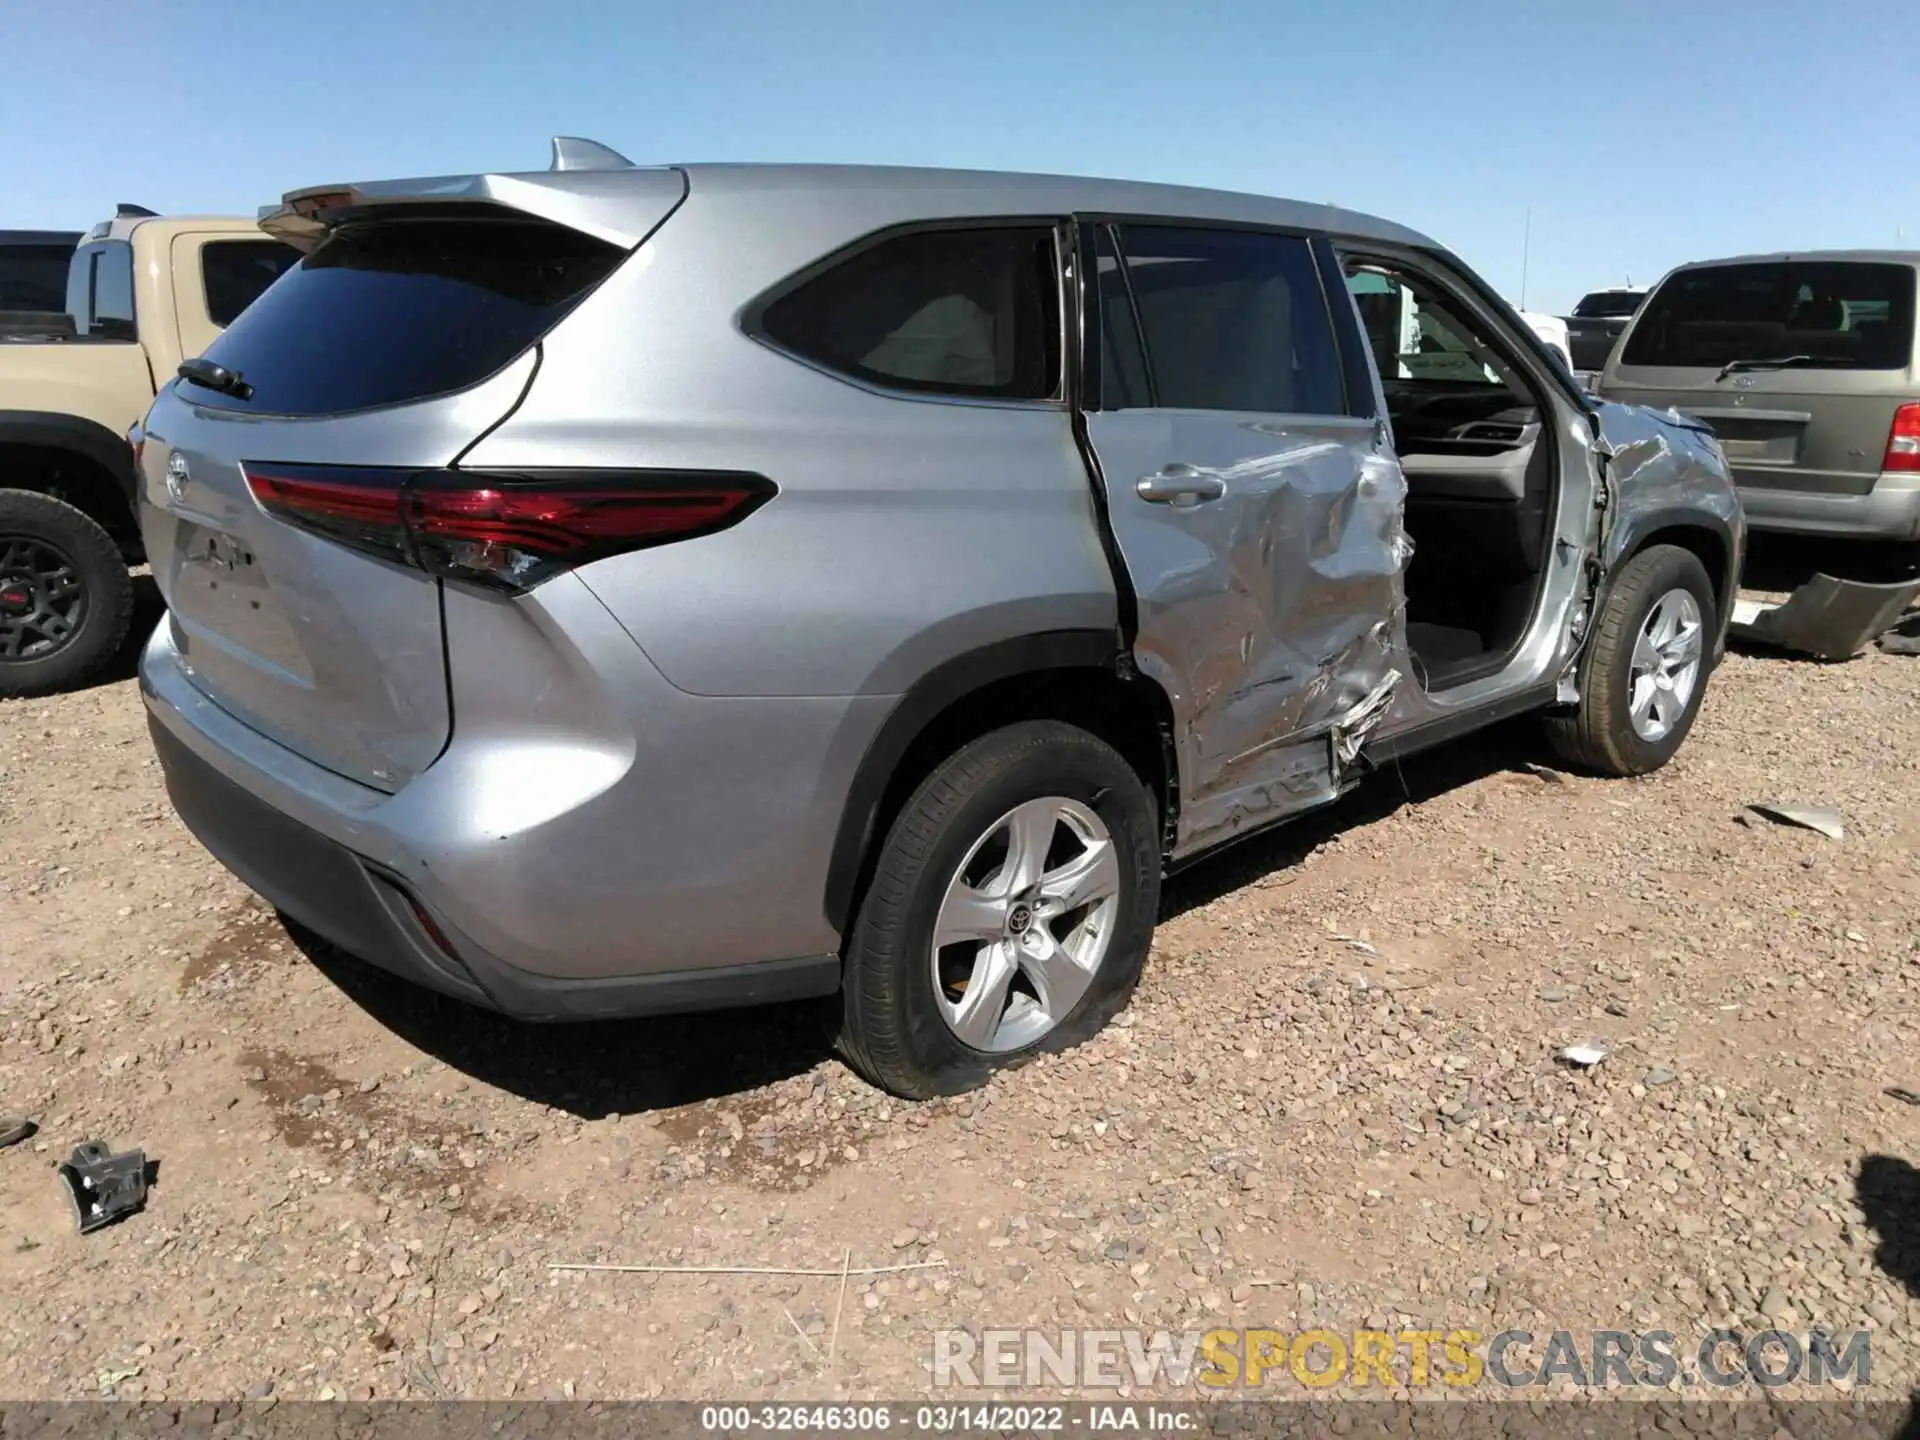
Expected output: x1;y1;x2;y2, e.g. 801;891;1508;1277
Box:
1105;225;1345;415
759;226;1061;400
91;241;136;340
201;239;302;328
1345;262;1527;394
64;248;96;330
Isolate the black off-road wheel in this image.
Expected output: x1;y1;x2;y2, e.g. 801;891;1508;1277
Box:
1546;543;1717;776
0;490;134;699
838;721;1161;1098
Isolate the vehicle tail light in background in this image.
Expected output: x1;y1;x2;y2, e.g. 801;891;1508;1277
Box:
1884;404;1920;473
127;421;145;471
241;464;774;592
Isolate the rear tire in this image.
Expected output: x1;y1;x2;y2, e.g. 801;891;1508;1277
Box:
1546;543;1715;776
838;721;1161;1098
0;490;134;698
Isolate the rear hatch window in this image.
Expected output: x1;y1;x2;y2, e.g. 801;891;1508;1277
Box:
189;215;626;415
1572;291;1642;319
1621;261;1915;371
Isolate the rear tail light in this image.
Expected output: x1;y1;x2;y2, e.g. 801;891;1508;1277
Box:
242;464;774;592
1885;404;1920;473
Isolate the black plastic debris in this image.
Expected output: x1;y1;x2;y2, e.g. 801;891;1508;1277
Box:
0;1115;34;1150
1728;574;1920;660
57;1141;150;1233
1880;610;1920;657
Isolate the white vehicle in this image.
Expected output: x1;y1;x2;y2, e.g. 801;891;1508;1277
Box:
1520;312;1574;372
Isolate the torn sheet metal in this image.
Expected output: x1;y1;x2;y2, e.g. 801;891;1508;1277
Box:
1729;574;1920;660
1330;670;1399;769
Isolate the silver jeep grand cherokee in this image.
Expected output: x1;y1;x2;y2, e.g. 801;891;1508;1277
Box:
137;139;1742;1096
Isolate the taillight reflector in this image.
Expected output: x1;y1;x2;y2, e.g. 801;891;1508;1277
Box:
246;468;411;564
1885;404;1920;473
242;464;772;592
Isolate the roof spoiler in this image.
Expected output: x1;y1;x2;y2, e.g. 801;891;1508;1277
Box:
258;136;668;253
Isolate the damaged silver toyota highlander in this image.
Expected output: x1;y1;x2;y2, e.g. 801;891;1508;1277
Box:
135;140;1743;1096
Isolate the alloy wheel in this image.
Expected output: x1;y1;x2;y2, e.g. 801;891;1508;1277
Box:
0;536;87;663
1627;587;1703;742
929;795;1122;1053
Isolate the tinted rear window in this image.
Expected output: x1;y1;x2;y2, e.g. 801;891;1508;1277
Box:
1621;261;1916;370
0;244;74;312
200;239;302;327
1573;291;1642;319
759;226;1061;401
190;218;625;414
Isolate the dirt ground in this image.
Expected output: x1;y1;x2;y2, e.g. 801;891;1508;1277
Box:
2;548;1917;1406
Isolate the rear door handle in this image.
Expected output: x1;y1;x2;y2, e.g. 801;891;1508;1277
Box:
1135;464;1226;506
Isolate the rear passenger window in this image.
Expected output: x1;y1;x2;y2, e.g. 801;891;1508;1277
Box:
1107;226;1344;415
200;239;301;328
760;227;1061;401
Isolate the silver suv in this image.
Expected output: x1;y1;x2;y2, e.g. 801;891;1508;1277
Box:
137;140;1742;1096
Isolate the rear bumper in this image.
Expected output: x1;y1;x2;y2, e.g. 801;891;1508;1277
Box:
1738;472;1920;540
141;615;848;1021
150;713;839;1018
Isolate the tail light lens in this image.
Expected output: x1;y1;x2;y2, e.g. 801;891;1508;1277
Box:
1884;404;1920;473
243;464;773;592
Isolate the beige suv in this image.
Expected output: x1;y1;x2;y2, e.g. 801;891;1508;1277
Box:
0;209;298;694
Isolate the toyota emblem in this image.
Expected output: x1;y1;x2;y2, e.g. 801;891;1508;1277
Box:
165;451;190;502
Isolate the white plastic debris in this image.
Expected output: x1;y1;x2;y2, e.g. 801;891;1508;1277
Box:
1558;1042;1609;1067
1748;803;1844;840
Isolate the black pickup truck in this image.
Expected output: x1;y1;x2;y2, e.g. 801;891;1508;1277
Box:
0;229;81;335
1564;287;1646;372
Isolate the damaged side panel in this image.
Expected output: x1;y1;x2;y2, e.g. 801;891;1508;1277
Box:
1084;408;1410;857
1587;400;1744;658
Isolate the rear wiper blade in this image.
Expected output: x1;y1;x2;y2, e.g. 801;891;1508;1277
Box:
177;356;253;400
1714;354;1842;383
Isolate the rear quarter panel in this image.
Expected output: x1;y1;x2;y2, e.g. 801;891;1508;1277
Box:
458;180;1119;700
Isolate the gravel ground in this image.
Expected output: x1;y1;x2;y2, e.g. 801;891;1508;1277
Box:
1;568;1917;1408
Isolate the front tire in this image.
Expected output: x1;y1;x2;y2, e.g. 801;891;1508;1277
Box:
839;721;1161;1098
1546;543;1716;776
0;490;134;699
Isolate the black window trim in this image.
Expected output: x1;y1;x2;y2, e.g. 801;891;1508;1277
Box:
739;216;1072;410
1068;211;1368;421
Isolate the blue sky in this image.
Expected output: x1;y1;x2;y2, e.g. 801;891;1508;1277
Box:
4;0;1908;314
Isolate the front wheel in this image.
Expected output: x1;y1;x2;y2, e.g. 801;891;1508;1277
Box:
1546;543;1716;776
838;720;1161;1098
0;490;134;699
